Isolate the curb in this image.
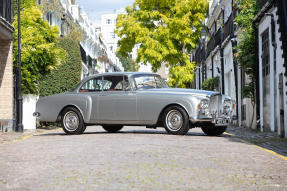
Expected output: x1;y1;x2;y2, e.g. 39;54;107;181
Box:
1;128;61;145
224;132;287;161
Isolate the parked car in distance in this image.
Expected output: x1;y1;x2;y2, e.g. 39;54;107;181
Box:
34;72;236;136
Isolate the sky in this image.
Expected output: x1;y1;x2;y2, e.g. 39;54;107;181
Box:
76;0;134;26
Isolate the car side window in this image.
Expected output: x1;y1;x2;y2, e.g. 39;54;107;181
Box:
134;76;157;89
103;80;112;91
80;77;102;92
103;75;131;91
115;76;131;91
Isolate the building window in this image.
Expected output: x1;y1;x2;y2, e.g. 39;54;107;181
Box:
210;23;216;35
46;11;53;25
261;29;270;77
111;32;115;39
106;19;112;24
217;12;224;30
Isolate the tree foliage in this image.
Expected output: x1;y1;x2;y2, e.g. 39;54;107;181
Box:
234;0;259;103
13;2;66;94
201;76;219;91
39;32;82;97
116;0;208;85
168;61;195;88
116;52;139;72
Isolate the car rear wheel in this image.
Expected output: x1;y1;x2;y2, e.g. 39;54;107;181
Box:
201;126;226;136
61;107;86;135
102;125;123;133
163;106;190;135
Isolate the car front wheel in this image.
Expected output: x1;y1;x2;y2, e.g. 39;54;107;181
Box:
61;107;86;135
102;125;123;133
163;106;190;135
201;126;226;136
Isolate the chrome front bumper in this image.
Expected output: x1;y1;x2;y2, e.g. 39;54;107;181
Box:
190;116;237;126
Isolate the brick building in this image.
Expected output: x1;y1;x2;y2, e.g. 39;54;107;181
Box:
0;0;14;132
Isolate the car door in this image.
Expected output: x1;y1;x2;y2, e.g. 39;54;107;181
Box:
98;75;137;124
78;76;103;123
113;75;137;122
98;77;114;121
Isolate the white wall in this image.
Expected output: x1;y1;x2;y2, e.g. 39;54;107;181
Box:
205;56;212;79
23;94;38;130
101;13;119;53
258;6;287;136
224;41;235;100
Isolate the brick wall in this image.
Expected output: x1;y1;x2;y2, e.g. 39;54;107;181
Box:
0;40;13;121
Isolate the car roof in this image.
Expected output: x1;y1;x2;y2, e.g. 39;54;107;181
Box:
84;72;159;80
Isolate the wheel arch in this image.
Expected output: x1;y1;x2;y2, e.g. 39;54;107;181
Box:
57;105;86;123
156;103;190;126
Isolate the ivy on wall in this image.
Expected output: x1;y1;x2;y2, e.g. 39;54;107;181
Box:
234;0;259;103
39;33;82;97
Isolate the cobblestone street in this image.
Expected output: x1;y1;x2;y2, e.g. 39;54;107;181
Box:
0;126;287;191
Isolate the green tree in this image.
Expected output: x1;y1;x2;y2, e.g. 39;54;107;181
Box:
234;0;259;127
13;3;66;94
168;61;194;88
39;32;82;97
115;0;208;86
116;52;139;72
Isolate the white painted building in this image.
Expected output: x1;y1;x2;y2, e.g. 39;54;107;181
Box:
254;0;287;137
100;10;152;73
100;10;124;54
194;0;256;129
59;0;123;77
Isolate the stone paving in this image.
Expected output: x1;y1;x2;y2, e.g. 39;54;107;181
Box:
0;127;59;145
0;126;287;191
226;126;287;157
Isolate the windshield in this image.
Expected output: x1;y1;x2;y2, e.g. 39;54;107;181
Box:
133;75;169;89
69;81;82;92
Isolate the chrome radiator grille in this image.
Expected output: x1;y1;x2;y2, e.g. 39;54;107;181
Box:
209;94;223;117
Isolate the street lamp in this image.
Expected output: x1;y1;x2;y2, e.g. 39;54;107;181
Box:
17;0;23;132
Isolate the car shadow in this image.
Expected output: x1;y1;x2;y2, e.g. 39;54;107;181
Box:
34;127;287;158
35;128;209;137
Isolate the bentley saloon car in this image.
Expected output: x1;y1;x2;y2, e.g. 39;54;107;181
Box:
34;72;236;136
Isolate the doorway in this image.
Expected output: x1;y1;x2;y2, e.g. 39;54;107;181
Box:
261;29;271;131
279;73;285;137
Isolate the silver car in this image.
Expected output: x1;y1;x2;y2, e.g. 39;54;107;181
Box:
34;72;236;136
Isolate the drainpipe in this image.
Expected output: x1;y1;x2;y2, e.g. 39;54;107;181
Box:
220;9;225;94
199;67;201;89
231;10;239;122
252;21;260;130
212;55;214;78
220;39;225;94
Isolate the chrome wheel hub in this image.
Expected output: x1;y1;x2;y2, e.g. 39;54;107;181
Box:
166;110;183;131
63;111;79;131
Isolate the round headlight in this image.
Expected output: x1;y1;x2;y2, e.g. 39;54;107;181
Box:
200;99;209;109
223;99;231;108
